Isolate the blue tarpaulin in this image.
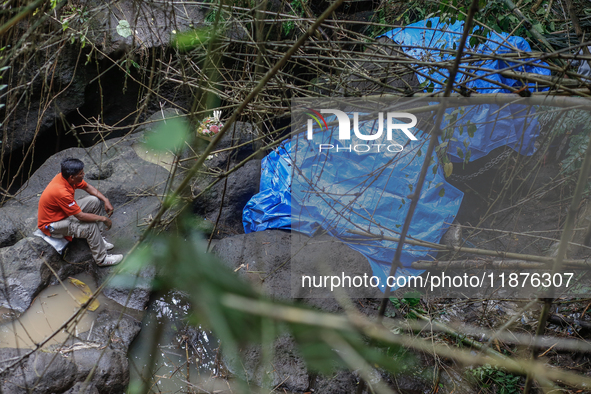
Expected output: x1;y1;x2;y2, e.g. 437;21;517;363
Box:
243;115;464;290
243;19;549;290
242;145;292;233
380;17;551;93
381;17;548;162
289;128;463;290
442;103;541;162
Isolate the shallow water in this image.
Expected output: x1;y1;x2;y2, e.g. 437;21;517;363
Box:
0;273;105;349
128;291;223;393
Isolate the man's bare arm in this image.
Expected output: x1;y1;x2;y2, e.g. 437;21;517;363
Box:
82;183;114;216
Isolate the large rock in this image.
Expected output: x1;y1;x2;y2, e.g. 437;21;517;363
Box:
225;335;310;393
1;126;173;310
0;237;84;313
214;230;382;392
70;348;130;392
311;36;420;96
0;216;19;248
1;0;204;161
213;230;382;305
192;122;263;236
0;310;140;394
0;348;78;393
63;382;100;394
81;0;205;56
1;45;94;161
85;309;143;351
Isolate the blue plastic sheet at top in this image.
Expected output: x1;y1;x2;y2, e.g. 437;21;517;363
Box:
381;18;547;162
243;114;464;290
443;103;541;162
380;17;551;93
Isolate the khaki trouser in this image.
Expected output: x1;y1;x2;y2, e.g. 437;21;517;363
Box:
50;196;107;264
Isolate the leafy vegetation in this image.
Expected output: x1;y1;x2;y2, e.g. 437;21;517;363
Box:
468;364;522;394
1;0;591;393
537;108;591;192
371;0;562;44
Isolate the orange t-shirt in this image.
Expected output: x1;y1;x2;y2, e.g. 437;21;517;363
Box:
38;173;88;236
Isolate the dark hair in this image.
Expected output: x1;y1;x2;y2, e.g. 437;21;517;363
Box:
61;158;84;178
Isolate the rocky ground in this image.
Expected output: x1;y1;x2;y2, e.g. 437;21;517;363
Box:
1;1;591;393
0;108;270;393
2;122;591;394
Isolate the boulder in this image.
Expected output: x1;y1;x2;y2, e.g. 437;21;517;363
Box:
0;348;78;393
0;309;140;394
225;335;310;393
70;348;130;393
0;237;84;313
1;45;94;160
213;230;382;305
311;36;420;96
99;265;155;312
0;127;172;310
1;0;204;161
311;371;360;394
84;309;142;351
80;0;205;56
214;230;382;392
63;382;100;394
0;216;20;248
192;122;263;236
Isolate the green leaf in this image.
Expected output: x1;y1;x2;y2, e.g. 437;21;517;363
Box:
118;246;151;274
173;28;213;51
144;116;192;152
467;124;476;138
439;187;445;197
116;20;133;38
403;291;421;306
532;22;544;34
456;147;464;159
444;162;453;177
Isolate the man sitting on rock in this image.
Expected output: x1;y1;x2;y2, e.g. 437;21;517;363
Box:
37;157;123;267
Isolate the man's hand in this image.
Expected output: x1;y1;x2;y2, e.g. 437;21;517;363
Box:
83;183;114;217
74;212;113;230
104;200;114;217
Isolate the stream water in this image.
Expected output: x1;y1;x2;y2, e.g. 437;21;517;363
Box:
0;273;108;349
0;275;222;392
127;291;224;393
